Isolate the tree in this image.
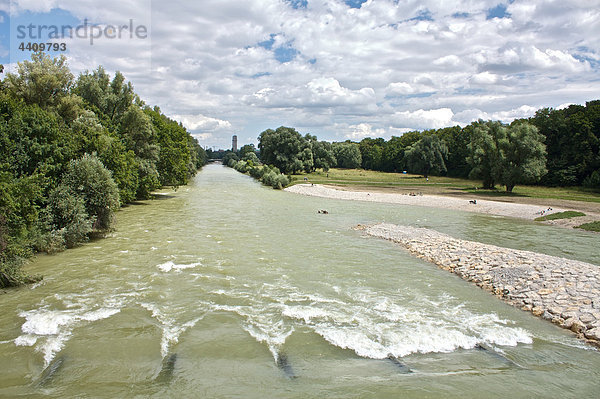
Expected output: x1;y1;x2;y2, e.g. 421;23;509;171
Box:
242;151;260;166
60;154;120;231
435;126;471;178
4;52;73;108
119;106;160;198
222;151;239;166
239;144;257;158
258;126;312;174
468;120;547;192
530;102;600;186
499;122;547;192
312;140;336;171
381;132;421;172
404;135;448;178
332;142;362;169
145;107;191;187
468;120;505;189
359;138;384;170
74;67;134;128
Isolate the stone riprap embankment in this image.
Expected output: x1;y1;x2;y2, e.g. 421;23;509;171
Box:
362;223;600;346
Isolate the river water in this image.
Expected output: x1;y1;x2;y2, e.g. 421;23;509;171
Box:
1;164;599;398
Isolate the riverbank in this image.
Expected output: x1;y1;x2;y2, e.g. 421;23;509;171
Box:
285;184;600;228
360;223;600;347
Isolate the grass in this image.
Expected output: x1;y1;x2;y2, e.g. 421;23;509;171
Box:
576;221;600;232
534;211;586;221
290;169;476;188
289;168;600;204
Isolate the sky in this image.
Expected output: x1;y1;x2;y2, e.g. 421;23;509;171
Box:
1;0;599;149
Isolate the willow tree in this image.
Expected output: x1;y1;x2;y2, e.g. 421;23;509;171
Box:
405;135;448;178
468;120;505;189
499;122;547;192
468;120;546;192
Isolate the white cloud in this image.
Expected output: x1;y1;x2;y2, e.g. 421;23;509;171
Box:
454;105;539;125
345;123;387;140
6;0;600;145
470;71;499;85
391;108;456;130
173;114;233;132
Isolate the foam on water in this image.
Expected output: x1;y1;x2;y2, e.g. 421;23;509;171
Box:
280;287;532;359
157;261;202;273
16;306;121;365
140;302;207;358
212;303;294;360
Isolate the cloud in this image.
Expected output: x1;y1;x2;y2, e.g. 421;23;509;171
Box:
391;108;456;130
454;105;539;125
5;0;600;146
173;114;233;132
345;123;387;140
245;77;376;109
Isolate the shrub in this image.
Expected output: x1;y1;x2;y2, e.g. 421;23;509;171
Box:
583;171;600;190
61;154;120;231
41;184;94;250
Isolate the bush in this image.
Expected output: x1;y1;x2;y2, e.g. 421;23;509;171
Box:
259;165;289;189
62;154;120;231
41;184;94;250
583;171;600;190
0;257;34;288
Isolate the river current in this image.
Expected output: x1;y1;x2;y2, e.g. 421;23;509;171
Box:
1;164;598;398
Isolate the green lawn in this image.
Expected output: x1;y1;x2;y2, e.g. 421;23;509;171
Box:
289;168;600;204
576;221;600;232
534;211;586;221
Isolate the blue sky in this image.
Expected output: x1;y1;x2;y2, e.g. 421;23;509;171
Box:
1;8;79;64
2;0;599;150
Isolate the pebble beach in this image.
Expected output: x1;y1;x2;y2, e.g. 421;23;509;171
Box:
361;223;600;346
285;183;600;346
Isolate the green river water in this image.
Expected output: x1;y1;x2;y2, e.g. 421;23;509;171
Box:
1;164;599;398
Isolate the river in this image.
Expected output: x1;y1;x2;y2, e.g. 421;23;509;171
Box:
1;164;599;398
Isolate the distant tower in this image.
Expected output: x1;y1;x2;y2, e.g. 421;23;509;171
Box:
232;135;238;152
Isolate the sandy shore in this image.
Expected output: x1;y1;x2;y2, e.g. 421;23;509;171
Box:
285;184;599;225
362;223;600;346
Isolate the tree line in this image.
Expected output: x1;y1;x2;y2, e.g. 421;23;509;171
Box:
0;53;207;287
240;100;598;193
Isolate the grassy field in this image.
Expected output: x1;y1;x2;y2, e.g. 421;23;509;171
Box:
289;169;600;205
576;221;600;232
534;211;586;221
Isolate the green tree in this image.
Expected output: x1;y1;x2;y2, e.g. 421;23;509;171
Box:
239;144;257;158
468;120;505;189
42;183;93;249
404;135;448;178
74;67;135;128
332;142;362;169
434;126;470;177
60;154;120;231
222;151;239;166
531;102;600;186
499;122;547;192
4;52;73;108
119;106;160;198
381;132;421;172
258;126;312;174
359;138;384;170
468;120;547;192
312;140;336;171
145;107;191;187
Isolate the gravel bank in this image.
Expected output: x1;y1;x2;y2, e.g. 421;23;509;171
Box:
286;184;568;221
361;223;600;346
